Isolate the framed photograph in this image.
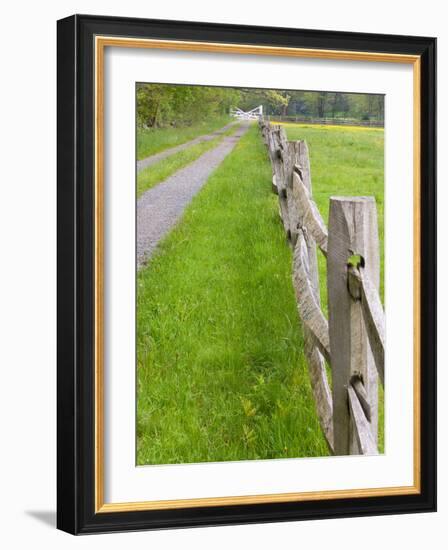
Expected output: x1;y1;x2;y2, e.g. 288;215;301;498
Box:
57;14;436;534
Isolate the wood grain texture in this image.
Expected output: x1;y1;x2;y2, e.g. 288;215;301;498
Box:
347;386;378;455
293;140;320;301
348;268;385;386
327;197;380;454
292;167;328;255
269;127;290;236
350;374;371;421
284;142;301;246
292;231;331;363
292;232;334;451
289;137;334;452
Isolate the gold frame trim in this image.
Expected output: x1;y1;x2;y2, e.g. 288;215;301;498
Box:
94;36;421;514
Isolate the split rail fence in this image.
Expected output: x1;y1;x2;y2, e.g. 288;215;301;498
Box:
259;119;385;455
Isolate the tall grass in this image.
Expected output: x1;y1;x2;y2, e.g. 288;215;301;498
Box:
137;125;328;465
282;124;384;303
137;116;231;160
136;123;385;465
137;126;238;198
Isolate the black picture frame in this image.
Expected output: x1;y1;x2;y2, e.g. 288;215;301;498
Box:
57;14;436;535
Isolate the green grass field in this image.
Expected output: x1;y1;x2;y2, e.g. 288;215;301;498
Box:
137;116;232;160
281;123;384;304
281;123;385;451
137;122;384;465
137;125;239;198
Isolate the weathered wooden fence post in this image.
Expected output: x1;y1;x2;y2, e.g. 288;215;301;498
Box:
261;122;383;455
268;126;290;238
289;140;334;451
327;197;380;455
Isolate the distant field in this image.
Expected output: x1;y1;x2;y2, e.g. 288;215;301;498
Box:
137;116;232;160
136;123;384;465
282;123;384;305
272;121;384;132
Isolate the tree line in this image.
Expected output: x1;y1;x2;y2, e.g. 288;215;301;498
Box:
137;83;384;128
137;84;240;128
236;88;384;122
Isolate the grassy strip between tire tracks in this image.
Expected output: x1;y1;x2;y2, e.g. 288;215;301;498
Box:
137;125;238;198
137;116;232;160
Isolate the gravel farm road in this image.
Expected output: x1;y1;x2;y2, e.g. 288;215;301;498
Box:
137;122;250;269
136;122;237;173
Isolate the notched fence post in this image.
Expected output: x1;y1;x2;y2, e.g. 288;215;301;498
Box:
327;197;380;455
261;121;383;456
290;140;334;452
268;126;290;238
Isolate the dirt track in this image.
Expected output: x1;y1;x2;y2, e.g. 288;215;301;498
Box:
137;123;249;269
137;122;237;173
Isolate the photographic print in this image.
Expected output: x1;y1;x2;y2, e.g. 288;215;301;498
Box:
136;83;385;465
57;16;436;533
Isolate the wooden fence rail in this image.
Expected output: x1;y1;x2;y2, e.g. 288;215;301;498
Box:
259;119;385;456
